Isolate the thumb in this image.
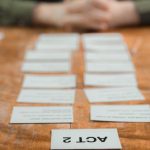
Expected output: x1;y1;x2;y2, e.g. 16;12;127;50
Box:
92;0;110;10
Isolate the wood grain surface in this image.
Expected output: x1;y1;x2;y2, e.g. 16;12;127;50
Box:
0;27;150;150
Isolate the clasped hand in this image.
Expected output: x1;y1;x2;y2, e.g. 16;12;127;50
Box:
33;0;140;31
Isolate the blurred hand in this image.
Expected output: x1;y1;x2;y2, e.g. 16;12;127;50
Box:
33;0;140;31
65;0;140;30
33;0;110;31
64;0;110;31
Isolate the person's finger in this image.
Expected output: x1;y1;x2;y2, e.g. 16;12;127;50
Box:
78;16;109;31
87;22;109;30
64;12;110;31
85;16;109;30
89;9;111;23
90;0;110;10
65;0;87;14
64;14;87;29
85;10;110;30
99;23;109;30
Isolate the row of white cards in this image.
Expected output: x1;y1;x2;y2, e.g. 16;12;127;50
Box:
22;74;139;88
83;33;144;99
20;34;79;106
10;34;80;124
84;34;148;123
17;87;144;104
83;33;134;73
10;33;147;125
22;33;80;73
10;105;150;123
20;33;144;104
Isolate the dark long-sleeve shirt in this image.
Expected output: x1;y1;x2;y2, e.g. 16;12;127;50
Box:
0;0;63;25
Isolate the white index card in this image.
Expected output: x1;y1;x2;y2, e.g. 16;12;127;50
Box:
86;62;135;73
84;73;137;87
91;105;150;122
10;106;73;124
82;33;124;41
22;75;76;89
22;62;71;73
85;49;128;54
36;39;78;46
85;52;131;62
35;46;78;52
84;87;144;103
36;33;80;51
38;33;79;42
35;43;78;51
51;129;122;150
84;44;128;52
17;89;76;104
24;51;72;61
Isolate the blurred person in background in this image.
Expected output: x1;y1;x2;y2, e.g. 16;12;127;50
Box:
0;0;150;31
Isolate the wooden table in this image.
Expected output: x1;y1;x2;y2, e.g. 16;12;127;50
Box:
0;27;150;150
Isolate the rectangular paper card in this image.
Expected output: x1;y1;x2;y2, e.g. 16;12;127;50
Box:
10;106;73;123
84;73;137;87
17;89;76;104
37;40;78;45
36;33;79;51
27;48;74;53
82;33;124;45
36;40;78;46
35;47;77;52
22;62;71;73
84;87;144;103
91;105;150;122
85;52;131;62
84;42;126;49
82;33;123;38
86;62;135;73
25;51;72;61
38;33;79;42
85;48;128;54
22;75;76;89
51;129;122;150
84;44;128;52
35;43;78;51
